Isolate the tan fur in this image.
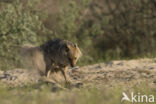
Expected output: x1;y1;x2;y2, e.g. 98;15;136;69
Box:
66;43;82;67
20;44;46;75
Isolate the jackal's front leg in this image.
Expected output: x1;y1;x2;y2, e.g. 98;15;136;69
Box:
47;70;51;78
60;68;70;85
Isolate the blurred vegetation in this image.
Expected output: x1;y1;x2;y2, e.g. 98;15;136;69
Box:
0;82;155;104
0;0;156;70
0;0;51;70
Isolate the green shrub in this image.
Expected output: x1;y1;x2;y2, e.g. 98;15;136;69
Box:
0;0;50;70
92;0;156;60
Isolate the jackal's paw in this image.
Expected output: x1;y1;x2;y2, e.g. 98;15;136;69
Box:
65;80;72;87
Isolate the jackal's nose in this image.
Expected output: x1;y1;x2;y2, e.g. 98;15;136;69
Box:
70;62;75;67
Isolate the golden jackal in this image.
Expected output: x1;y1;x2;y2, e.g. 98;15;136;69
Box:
40;39;82;84
21;39;82;84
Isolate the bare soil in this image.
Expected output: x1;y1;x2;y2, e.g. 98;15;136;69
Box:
0;58;156;89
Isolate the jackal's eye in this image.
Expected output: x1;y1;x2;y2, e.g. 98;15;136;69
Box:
74;57;77;60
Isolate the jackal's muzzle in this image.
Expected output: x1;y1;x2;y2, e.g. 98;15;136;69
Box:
68;58;75;67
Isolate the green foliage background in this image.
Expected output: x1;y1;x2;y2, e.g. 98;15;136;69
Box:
0;0;156;70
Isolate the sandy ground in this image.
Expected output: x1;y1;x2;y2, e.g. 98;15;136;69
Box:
0;58;156;89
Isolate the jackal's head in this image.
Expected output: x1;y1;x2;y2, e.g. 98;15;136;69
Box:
65;43;82;67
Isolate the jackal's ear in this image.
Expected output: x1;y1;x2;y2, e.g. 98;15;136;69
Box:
74;43;77;47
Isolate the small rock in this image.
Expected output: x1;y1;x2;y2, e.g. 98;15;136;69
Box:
51;85;63;92
73;82;83;88
94;65;102;70
149;67;154;70
116;62;123;66
105;62;113;67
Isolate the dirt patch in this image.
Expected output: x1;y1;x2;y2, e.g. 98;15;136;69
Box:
69;58;156;89
0;58;156;88
0;69;41;87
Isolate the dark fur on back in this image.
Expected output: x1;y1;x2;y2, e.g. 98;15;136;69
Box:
40;39;76;74
40;39;74;58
